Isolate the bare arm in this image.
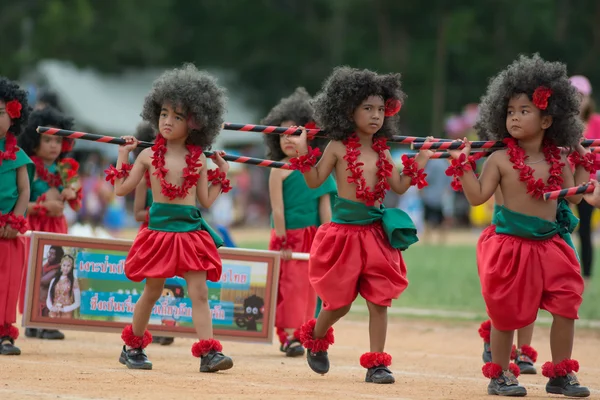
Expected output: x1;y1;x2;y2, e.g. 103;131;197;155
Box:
133;180;149;222
196;153;229;208
269;169;287;237
386;151;430;195
318;194;332;224
14;166;30;217
114;148;149;197
454;152;501;206
561;156;585;205
302;142;338;188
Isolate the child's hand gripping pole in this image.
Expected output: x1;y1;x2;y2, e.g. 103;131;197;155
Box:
37;126;292;170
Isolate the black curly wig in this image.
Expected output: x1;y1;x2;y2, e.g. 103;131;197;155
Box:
18;107;74;159
0;76;30;137
474;54;583;147
140;63;227;150
133;120;156;158
311;66;406;141
261;87;328;160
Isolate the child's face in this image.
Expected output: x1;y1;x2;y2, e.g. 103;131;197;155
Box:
36;129;63;163
353;96;385;136
159;103;189;141
61;258;73;274
279;120;302;158
0;100;12;138
506;94;552;139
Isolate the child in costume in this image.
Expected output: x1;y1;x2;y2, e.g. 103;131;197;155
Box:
447;54;591;397
18;107;82;340
0;77;32;356
106;64;234;373
291;67;433;384
46;254;81;318
131;121;174;346
262;87;336;357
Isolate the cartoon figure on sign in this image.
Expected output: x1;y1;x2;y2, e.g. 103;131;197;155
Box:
235;295;264;331
153;278;185;346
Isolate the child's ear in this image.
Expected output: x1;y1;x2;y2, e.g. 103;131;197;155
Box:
541;115;553;130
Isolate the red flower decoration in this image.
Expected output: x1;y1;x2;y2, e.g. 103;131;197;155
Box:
359;352;392;369
478;320;491;344
289;146;321;173
532;86;552;110
207;168;232;193
120;325;152;349
384;98;402;117
5;100;22;119
31;156;63;187
191;339;223;357
6;214;29;234
304;121;319;140
104;163;133;185
569;151;599;174
298;319;334;352
401;154;428;188
0;133;18;166
482;362;503;379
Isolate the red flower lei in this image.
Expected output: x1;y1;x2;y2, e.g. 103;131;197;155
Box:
504;137;564;200
144;170;152;188
31;156;63;187
151;134;203;200
343;134;393;206
0;133;18;166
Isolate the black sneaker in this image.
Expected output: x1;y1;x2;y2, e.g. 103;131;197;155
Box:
365;366;395;384
159;337;174;346
38;329;65;340
119;345;152;370
200;350;233;373
307;350;329;375
282;338;305;357
0;337;21;356
515;354;536;375
482;342;492;363
25;328;38;338
487;371;527;396
546;374;590;397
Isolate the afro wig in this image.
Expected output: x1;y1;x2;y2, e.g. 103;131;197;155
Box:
133;120;156;158
261;87;328;160
18;107;74;160
140;63;227;150
311;66;406;141
0;76;30;137
474;54;583;147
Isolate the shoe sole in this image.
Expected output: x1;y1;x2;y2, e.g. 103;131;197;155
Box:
119;355;153;370
0;350;21;356
546;387;590;397
487;388;527;397
200;358;234;373
519;366;537;375
366;377;395;384
286;347;305;357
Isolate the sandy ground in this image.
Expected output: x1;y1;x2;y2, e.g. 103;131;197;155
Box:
1;316;599;400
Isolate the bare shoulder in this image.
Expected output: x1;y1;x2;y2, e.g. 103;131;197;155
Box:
327;140;345;155
487;149;508;164
138;147;153;164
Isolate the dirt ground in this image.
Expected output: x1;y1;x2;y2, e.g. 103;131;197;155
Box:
1;316;599;400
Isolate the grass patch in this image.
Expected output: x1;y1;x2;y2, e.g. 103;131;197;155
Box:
239;240;600;321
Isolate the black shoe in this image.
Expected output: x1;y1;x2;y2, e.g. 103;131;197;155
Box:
119;345;152;370
25;328;38;338
159;337;174;346
365;366;395;384
546;374;590;397
282;338;305;357
0;337;21;356
38;329;65;340
515;354;536;375
200;350;233;373
307;350;329;375
483;342;492;363
487;371;527;396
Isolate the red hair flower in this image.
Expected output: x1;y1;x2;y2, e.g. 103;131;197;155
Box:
304;121;318;140
532;86;552;110
384;98;402;117
5;100;22;119
61;138;74;153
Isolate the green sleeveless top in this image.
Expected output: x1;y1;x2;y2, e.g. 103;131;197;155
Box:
0;139;33;214
30;162;62;201
271;171;337;230
331;197;419;250
148;202;224;248
494;201;578;255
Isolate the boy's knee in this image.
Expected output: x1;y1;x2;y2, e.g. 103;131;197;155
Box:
188;282;208;303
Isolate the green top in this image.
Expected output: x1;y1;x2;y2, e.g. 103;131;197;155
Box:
0;139;33;214
491;204;501;225
331;196;419;250
145;188;153;208
148;202;224;248
494;201;578;255
271;171;337;230
30;162;62;201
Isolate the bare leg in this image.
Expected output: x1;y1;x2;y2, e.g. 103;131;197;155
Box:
550;315;574;363
184;271;213;340
516;322;535;348
313;304;352;338
366;301;387;352
132;278;165;338
491;325;514;370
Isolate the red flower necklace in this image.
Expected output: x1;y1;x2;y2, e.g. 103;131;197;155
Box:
151;134;203;200
504;137;564;200
31;156;63;187
343;134;393;206
0;133;18;166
